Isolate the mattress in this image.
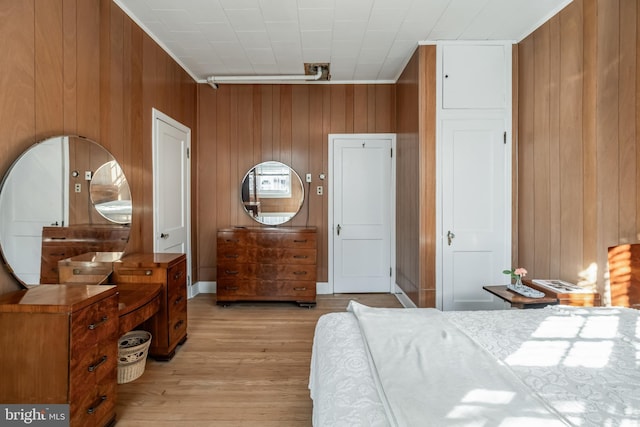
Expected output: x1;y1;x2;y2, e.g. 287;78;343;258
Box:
309;304;640;427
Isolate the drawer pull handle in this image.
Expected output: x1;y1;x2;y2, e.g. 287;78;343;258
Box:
174;319;185;330
51;252;66;257
173;270;184;280
145;270;152;276
225;254;239;259
88;355;108;372
294;287;307;291
225;270;239;275
88;316;108;330
293;239;308;243
174;296;184;305
87;395;107;415
224;286;239;291
225;239;239;243
293;271;307;276
73;269;81;275
50;236;67;240
293;255;308;259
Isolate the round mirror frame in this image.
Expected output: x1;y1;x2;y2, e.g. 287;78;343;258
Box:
0;135;132;287
240;161;305;226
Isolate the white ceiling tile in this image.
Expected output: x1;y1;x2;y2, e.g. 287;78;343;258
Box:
225;9;266;32
236;31;271;49
246;48;276;65
303;48;331;63
332;20;367;41
199;22;237;42
183;0;225;21
298;9;334;32
367;8;406;32
265;21;300;42
301;31;332;49
331;40;363;58
259;0;298;21
143;0;181;11
153;10;196;32
357;48;387;65
386;39;417;59
334;0;373;21
298;0;335;9
354;63;382;80
361;31;395;51
220;0;259;10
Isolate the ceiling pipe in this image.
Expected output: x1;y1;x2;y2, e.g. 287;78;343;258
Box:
206;65;324;89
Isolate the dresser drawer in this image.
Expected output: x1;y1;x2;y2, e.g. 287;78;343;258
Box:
256;248;316;264
253;231;316;248
217;263;317;281
71;294;118;346
217;279;315;299
168;309;188;346
217;246;252;263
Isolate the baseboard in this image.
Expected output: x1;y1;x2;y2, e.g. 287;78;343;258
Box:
394;284;417;308
316;282;331;294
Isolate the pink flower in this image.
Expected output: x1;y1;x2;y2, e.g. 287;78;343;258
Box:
514;268;527;277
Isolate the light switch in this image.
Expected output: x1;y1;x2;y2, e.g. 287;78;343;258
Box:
306;173;312;183
84;171;92;180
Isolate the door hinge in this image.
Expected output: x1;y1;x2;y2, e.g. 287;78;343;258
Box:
187;147;190;158
503;131;507;144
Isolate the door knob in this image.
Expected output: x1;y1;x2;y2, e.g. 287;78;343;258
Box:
336;224;341;236
160;233;170;239
447;230;455;246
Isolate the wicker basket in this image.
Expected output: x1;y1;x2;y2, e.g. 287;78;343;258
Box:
117;330;152;384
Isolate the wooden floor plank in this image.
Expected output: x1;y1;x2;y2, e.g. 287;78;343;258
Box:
115;293;403;426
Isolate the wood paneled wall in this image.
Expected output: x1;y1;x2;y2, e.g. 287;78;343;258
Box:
395;46;437;307
197;84;395;283
517;0;640;303
0;0;197;294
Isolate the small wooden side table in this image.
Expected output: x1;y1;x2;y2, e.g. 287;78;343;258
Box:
483;285;558;309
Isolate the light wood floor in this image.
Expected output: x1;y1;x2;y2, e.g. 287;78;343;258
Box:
115;293;403;426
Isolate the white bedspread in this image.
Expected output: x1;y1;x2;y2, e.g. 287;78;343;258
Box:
309;304;640;427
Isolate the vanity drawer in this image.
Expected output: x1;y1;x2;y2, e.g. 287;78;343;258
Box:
71;294;119;346
71;378;116;427
112;266;165;283
255;248;317;264
69;340;117;399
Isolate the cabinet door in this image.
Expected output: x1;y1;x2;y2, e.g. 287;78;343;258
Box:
442;44;506;110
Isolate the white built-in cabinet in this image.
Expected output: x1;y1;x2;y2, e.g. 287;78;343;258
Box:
436;42;512;311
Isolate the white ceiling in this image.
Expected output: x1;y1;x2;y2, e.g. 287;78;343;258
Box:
115;0;572;84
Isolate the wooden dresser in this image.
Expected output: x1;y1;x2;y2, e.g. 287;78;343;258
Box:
217;227;317;306
113;253;188;360
0;284;118;427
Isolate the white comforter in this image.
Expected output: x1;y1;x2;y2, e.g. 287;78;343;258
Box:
309;303;640;427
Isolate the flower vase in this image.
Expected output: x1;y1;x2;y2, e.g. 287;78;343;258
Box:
514;276;524;290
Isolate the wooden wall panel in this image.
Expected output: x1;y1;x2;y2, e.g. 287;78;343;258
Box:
197;83;395;283
517;0;640;303
0;0;196;294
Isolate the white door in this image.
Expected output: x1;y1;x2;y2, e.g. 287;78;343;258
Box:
330;134;395;293
441;119;508;310
152;109;191;287
0;137;68;284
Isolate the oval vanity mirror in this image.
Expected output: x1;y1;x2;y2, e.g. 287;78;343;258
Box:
0;135;131;286
241;161;304;225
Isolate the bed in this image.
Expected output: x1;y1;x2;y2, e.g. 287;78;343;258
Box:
309;301;640;426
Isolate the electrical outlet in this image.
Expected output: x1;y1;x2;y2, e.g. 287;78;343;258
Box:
316;186;323;196
306;173;312;183
74;183;81;193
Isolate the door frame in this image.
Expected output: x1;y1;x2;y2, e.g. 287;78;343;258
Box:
152;108;192;295
328;133;397;294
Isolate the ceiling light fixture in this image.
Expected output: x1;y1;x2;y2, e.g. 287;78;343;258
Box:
206;63;330;89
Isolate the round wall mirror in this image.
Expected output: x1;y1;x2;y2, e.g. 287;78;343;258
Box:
0;135;131;286
240;161;304;225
